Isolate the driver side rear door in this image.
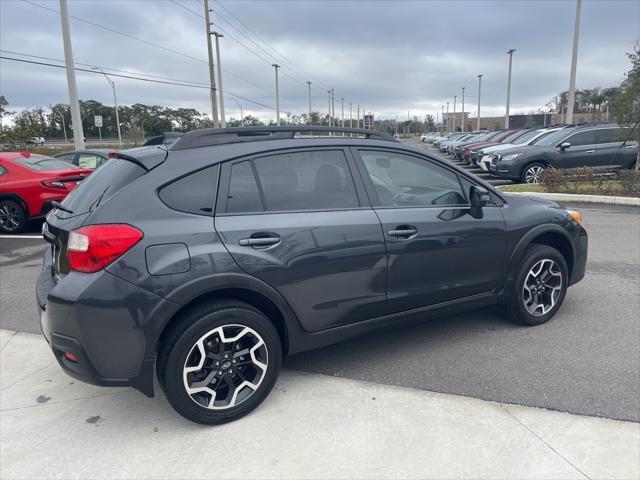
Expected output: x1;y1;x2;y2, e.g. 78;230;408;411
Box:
352;147;507;313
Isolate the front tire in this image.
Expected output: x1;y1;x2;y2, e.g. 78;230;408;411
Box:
521;162;546;184
0;200;27;234
506;245;568;326
157;300;282;425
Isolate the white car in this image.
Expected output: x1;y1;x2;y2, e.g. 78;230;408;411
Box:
478;127;564;172
29;136;45;146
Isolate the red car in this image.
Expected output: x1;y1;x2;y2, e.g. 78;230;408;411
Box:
0;152;92;233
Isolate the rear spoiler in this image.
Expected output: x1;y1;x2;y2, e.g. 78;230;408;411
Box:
108;146;168;171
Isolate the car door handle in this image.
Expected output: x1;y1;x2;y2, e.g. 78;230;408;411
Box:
388;226;418;238
585;150;595;153
239;235;281;247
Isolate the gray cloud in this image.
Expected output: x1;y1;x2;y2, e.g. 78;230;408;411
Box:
1;0;638;122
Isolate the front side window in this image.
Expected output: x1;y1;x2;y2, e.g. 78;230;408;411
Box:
253;150;359;212
563;130;596;147
359;150;466;207
55;153;77;164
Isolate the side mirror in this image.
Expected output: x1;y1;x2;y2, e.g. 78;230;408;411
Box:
560;142;571;150
470;185;491;208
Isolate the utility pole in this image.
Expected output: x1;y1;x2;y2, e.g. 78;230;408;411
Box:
436;110;439;133
306;81;312;124
341;97;344;127
327;90;332;127
272;64;280;126
203;0;219;128
59;0;85;150
461;86;465;132
231;97;243;127
349;102;352;128
94;68;122;147
56;109;68;143
566;0;582;124
505;49;516;128
452;96;457;132
212;32;225;127
331;89;335;127
446;102;449;132
357;105;360;129
441;105;444;133
477;74;483;131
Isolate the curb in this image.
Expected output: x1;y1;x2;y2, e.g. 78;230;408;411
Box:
498;190;640;206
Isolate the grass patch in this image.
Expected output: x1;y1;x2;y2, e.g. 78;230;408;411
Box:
499;180;638;197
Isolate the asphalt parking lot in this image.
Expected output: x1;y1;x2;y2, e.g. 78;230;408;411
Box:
1;199;638;422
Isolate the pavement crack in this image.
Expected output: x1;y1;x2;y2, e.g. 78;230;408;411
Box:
500;404;592;480
0;331;18;353
0;360;55;392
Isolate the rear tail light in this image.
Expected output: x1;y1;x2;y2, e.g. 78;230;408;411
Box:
41;180;67;189
67;224;143;273
63;352;78;363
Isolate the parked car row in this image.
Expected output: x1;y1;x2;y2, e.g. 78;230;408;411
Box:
422;122;638;184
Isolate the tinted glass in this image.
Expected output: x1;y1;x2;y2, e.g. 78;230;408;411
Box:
360;150;465;207
59;158;145;217
535;128;573;146
513;130;540;144
10;155;76;171
253;150;359;211
77;154;102;169
159;165;218;215
55;153;77;164
226;161;263;214
0;165;6;176
530;129;559;144
596;128;624;144
565;130;596;146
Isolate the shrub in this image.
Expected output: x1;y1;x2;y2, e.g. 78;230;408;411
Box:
539;167;640;197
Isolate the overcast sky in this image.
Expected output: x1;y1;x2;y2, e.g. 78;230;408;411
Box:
1;0;638;123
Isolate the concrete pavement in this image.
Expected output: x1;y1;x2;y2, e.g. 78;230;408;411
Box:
1;329;638;480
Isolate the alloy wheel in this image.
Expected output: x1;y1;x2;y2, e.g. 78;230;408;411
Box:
522;259;563;316
0;202;22;232
183;324;268;410
525;165;545;184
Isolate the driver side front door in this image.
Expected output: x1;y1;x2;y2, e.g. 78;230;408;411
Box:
352;148;507;314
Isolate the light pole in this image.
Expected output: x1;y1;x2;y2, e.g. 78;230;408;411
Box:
441;105;444;133
272;64;280;126
327;90;332;127
461;86;465;132
477;74;483;131
505;49;516;128
566;0;582;124
212;32;225;128
306;81;312;124
349;102;352;128
203;0;219;128
357;105;360;128
446;101;449;132
53;108;68;143
331;89;335;127
59;0;85;150
231;97;243;127
452;96;457;132
94;68;122;147
341;97;344;127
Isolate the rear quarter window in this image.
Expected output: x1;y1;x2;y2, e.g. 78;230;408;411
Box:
159;165;218;215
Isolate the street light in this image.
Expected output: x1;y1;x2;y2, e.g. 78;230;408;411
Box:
212;32;225;128
272;64;280;126
93;67;122;147
566;0;582;124
306;81;312;124
231;97;243;127
477;75;483;131
452;96;457;132
461;86;465;132
505;49;516;128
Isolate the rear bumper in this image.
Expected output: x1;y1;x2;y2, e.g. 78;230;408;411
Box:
36;251;179;396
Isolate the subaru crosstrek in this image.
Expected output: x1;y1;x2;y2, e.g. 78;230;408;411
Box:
37;127;588;424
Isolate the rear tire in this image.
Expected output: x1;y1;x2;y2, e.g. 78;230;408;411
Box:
157;300;282;425
0;200;27;234
506;245;568;326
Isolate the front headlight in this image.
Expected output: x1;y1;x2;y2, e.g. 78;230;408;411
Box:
502;153;520;161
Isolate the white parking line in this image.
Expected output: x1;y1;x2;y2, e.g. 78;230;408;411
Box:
0;235;43;239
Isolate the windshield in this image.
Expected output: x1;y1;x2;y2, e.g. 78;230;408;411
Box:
512;130;540;144
534;128;573;146
10;155;78;171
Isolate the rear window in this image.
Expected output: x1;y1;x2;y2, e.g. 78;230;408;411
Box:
58;158;145;217
10;155;75;171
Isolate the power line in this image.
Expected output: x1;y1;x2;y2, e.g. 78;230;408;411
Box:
0;55;285;113
20;0;274;96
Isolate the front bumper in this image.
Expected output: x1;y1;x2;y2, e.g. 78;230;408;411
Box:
36;250;178;396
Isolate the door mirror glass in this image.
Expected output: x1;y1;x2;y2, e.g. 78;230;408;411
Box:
470;185;491;208
560;142;572;150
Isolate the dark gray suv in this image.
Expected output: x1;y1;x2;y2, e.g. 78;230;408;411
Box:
37;127;588;424
489;123;638;183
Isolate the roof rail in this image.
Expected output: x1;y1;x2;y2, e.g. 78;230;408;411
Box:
170;126;398;150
